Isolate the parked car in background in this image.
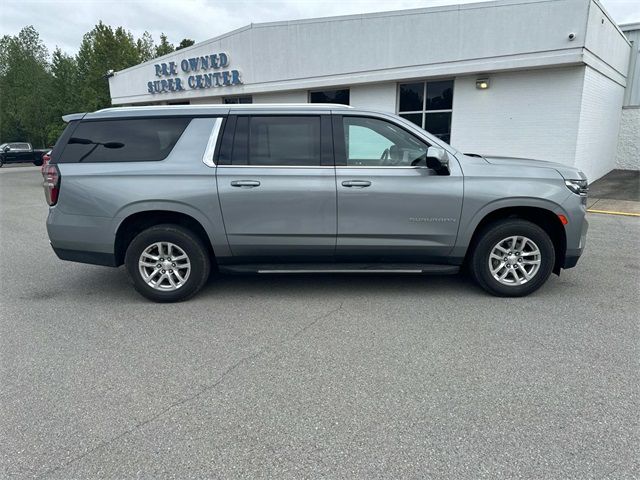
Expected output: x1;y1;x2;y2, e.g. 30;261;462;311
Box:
40;150;52;175
44;105;588;302
0;142;48;167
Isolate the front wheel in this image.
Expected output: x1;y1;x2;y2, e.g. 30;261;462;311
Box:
469;219;555;297
125;224;211;302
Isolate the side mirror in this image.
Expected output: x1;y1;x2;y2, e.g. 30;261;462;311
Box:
3;146;10;152
425;146;449;173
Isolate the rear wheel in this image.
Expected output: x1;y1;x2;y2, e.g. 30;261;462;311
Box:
125;224;210;302
470;219;555;297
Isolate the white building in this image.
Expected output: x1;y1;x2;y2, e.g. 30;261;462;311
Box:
616;22;640;171
108;0;638;181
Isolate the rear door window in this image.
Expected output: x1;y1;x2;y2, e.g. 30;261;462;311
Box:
57;117;191;163
230;116;321;166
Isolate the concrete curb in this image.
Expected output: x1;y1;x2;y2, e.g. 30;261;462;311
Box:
587;198;640;217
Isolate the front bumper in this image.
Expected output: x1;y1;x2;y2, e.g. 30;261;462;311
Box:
563;215;588;269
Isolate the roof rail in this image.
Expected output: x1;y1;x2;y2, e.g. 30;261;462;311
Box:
96;103;353;113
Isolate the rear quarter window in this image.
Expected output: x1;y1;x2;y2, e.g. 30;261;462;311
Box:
56;117;191;163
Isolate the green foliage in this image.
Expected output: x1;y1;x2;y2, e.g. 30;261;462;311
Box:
137;31;155;63
155;33;175;57
0;24;191;147
76;22;143;111
0;26;52;147
177;38;195;50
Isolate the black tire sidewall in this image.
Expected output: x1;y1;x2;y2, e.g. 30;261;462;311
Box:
471;220;555;297
124;224;210;302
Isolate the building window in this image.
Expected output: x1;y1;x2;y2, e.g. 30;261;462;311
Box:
309;89;350;105
224;96;252;104
397;80;453;143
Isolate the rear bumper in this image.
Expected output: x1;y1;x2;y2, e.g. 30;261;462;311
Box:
47;208;117;266
52;246;118;267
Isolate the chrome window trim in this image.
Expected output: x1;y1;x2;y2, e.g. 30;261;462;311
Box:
202;117;222;168
216;165;334;169
216;165;433;170
337;165;434;169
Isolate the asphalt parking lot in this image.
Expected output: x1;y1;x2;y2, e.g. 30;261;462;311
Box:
1;166;639;479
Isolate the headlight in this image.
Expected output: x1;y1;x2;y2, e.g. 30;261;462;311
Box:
565;179;588;196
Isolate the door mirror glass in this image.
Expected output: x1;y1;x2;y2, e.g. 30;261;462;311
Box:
426;146;449;173
411;146;449;173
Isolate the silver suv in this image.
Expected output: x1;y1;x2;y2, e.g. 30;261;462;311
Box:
44;104;588;302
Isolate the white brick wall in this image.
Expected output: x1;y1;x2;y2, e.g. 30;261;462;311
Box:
111;0;621;105
252;91;308;103
349;83;397;112
450;67;584;165
615;108;640;170
189;97;222;104
575;66;625;181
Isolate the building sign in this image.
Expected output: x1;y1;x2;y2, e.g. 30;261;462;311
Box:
147;52;242;94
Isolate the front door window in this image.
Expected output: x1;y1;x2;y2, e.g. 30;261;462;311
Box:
343;116;429;167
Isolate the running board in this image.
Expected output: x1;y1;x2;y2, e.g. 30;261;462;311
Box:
219;263;460;275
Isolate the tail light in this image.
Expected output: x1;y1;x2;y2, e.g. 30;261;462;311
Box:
43;164;60;206
41;152;51;176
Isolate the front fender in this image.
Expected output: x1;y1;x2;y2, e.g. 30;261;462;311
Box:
451;195;570;259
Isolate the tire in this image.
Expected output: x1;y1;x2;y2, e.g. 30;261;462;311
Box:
0;158;4;168
124;224;211;303
469;219;555;297
33;158;43;167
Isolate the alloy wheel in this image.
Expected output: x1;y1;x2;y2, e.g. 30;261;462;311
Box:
138;242;191;291
488;235;541;286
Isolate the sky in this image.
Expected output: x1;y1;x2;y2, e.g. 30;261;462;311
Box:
1;0;639;56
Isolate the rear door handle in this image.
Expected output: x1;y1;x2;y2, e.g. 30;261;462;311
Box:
231;180;261;188
341;180;372;188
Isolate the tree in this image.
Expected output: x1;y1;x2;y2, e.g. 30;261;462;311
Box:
1;24;180;147
46;48;82;144
0;26;53;147
76;22;144;111
177;38;195;50
137;31;155;62
155;33;174;57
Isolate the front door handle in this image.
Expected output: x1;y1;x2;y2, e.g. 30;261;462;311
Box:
231;180;261;188
341;180;372;188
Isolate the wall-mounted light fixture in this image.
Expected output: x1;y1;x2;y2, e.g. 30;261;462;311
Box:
476;78;490;90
